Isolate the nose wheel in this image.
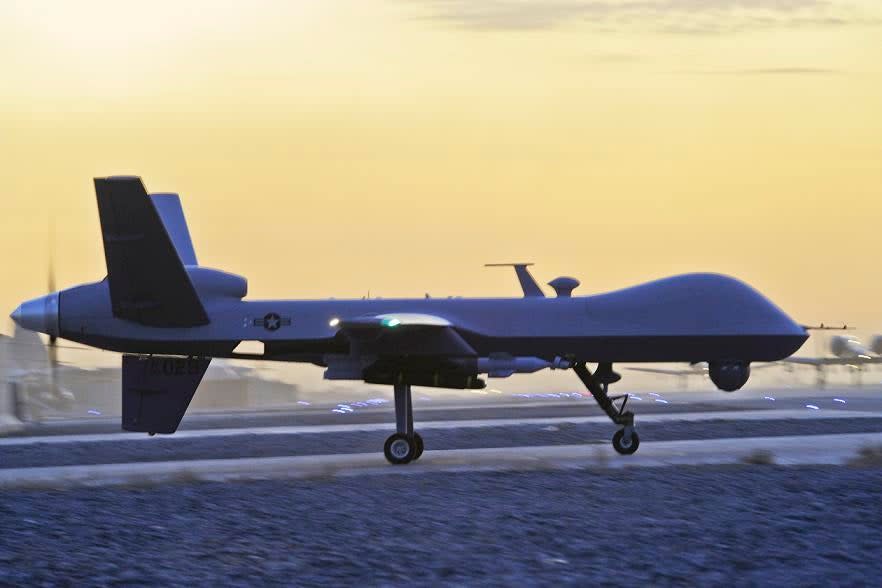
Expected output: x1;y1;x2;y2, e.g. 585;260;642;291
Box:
384;380;425;464
612;428;639;455
573;362;641;455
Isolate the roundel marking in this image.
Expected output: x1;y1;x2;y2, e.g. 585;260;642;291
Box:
263;313;282;331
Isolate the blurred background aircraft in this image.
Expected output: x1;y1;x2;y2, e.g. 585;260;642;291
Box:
626;330;882;388
785;333;882;386
626;362;778;389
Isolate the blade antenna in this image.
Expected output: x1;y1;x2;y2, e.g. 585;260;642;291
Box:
485;263;545;298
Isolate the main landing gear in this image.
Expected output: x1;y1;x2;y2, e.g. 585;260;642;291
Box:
383;381;425;464
573;362;640;455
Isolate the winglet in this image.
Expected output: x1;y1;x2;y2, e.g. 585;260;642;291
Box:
485;263;545;298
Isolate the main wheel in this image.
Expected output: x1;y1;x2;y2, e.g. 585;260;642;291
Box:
612;429;640;455
412;432;424;461
384;433;417;464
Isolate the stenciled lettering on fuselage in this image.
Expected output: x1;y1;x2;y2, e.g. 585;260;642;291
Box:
147;356;207;376
252;312;292;332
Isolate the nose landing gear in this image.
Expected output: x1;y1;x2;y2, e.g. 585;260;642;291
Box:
612;427;639;455
573;362;640;455
383;380;425;464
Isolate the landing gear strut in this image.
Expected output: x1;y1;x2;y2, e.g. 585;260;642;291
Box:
573;362;640;455
383;380;424;464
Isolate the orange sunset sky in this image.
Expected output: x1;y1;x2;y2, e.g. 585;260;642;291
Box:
2;0;881;341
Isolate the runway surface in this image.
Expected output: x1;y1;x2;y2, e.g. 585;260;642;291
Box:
13;383;882;435
2;384;881;585
3;432;882;490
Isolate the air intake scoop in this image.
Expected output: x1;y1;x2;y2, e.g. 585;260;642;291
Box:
548;277;580;297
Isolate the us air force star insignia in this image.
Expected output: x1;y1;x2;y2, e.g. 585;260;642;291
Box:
254;313;291;331
264;313;281;331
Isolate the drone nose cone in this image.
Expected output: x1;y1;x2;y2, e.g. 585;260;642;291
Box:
9;293;59;337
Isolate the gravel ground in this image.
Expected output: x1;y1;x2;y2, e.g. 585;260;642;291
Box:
5;418;882;469
1;467;881;586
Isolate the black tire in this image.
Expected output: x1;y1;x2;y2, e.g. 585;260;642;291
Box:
412;432;424;461
384;433;416;464
612;429;640;455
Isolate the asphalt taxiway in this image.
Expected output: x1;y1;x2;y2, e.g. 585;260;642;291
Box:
2;432;882;489
2;385;881;482
11;383;882;433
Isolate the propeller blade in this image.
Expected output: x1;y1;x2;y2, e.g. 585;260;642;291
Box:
48;216;56;294
47;218;59;373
